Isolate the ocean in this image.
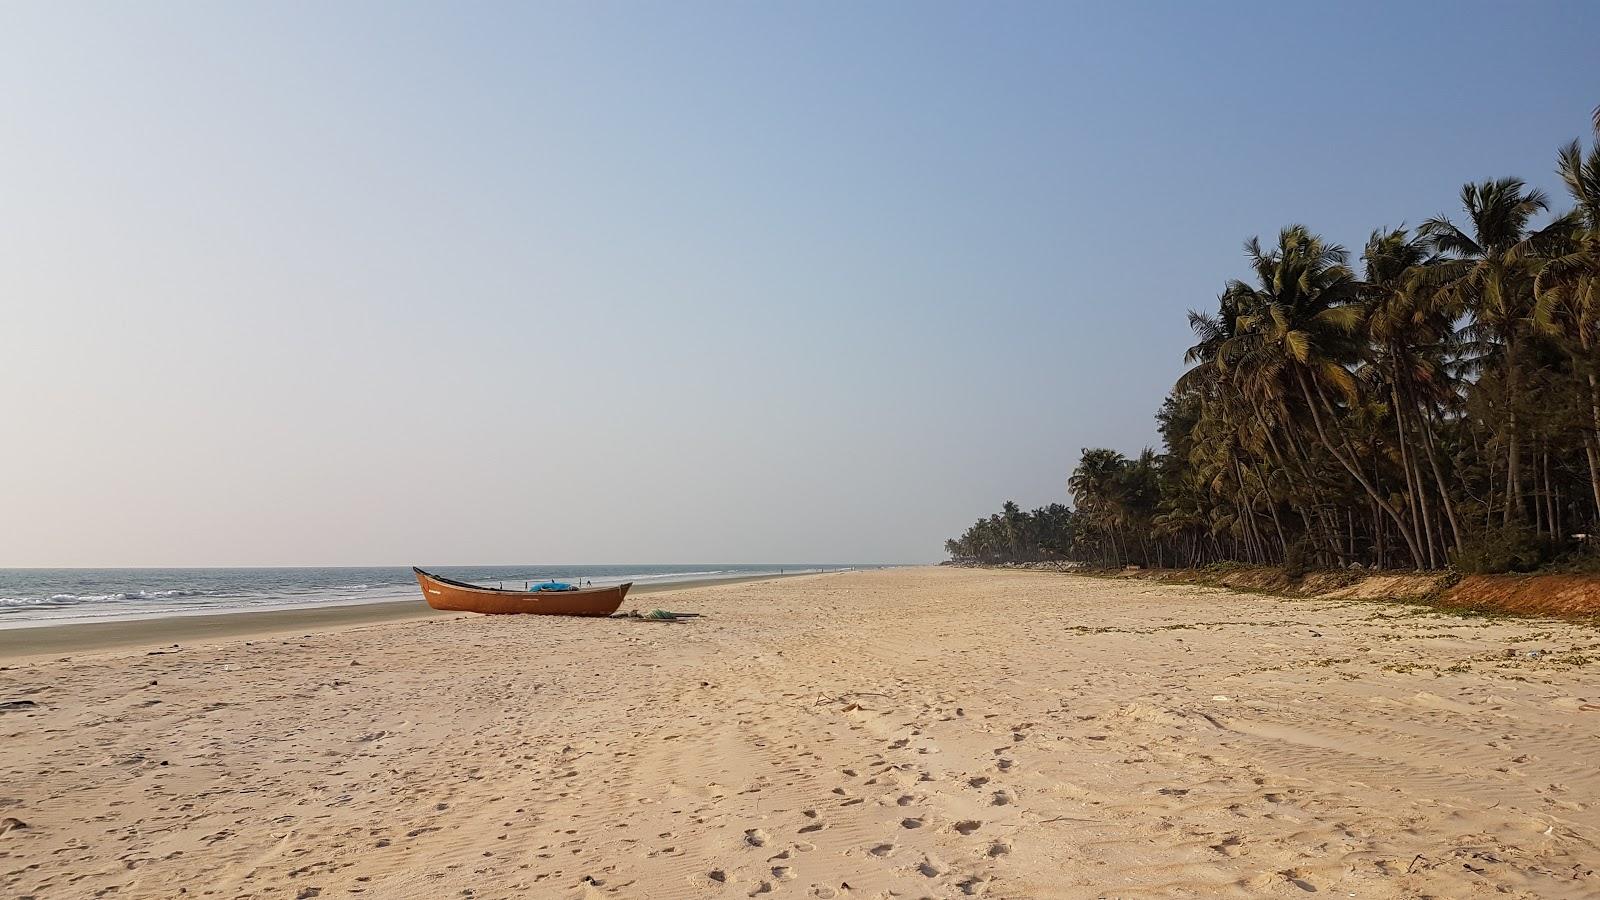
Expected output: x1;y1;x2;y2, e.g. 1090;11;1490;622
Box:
0;565;850;629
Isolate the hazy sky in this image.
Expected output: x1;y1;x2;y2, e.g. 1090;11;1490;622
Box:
2;3;1597;566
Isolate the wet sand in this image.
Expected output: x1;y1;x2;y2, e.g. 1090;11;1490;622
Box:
0;573;814;660
2;567;1598;898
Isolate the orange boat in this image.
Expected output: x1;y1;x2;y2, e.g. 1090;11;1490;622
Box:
412;567;631;617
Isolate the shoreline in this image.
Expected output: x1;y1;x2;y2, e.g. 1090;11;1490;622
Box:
0;571;818;660
7;566;1597;898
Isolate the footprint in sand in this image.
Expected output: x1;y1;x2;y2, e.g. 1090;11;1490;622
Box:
1210;835;1244;857
868;843;896;857
1279;868;1317;892
986;840;1010;857
900;817;924;829
989;790;1013;806
967;776;990;788
951;820;981;836
744;828;769;848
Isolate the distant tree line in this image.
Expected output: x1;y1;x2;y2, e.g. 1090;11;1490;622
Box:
949;107;1600;574
943;501;1077;564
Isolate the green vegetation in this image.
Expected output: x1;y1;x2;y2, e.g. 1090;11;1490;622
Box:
949;107;1600;574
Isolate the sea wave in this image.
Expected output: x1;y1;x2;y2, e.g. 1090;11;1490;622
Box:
0;589;213;606
0;566;827;626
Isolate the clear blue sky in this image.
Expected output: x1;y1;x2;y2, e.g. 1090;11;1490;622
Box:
1;3;1596;565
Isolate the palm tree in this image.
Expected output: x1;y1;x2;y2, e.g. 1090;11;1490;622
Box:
947;106;1600;572
1534;113;1600;523
999;500;1029;561
1420;178;1558;526
1224;226;1425;566
1361;226;1463;561
1070;448;1130;565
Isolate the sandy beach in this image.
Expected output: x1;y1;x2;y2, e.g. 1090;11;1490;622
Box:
0;573;817;660
3;567;1599;899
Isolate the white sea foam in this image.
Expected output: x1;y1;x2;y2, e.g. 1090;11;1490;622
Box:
0;566;844;628
0;589;211;605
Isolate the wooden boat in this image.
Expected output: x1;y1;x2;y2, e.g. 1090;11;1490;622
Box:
412;567;631;617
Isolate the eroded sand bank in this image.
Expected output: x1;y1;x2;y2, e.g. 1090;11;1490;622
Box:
3;567;1598;898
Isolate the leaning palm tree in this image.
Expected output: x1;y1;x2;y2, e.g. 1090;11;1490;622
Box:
1225;225;1425;566
1361;226;1463;560
1187;284;1355;565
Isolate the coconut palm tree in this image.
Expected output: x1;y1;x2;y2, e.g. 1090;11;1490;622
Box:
1070;448;1130;565
1420;178;1561;525
1224;226;1425;566
1534;113;1600;522
947;106;1600;573
1360;227;1463;561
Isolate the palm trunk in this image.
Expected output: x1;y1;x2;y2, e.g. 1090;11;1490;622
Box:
1230;457;1264;564
1543;447;1557;539
1372;499;1384;569
1295;366;1424;567
1252;463;1290;561
1415;393;1464;554
1415;454;1439;567
1587;432;1600;529
1504;334;1523;526
1533;441;1545;536
1278;416;1347;564
1582;327;1600;524
1391;380;1434;567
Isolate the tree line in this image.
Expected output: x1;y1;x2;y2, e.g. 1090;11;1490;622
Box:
948;107;1600;574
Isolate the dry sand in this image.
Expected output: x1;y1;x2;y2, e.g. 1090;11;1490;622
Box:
3;566;1598;898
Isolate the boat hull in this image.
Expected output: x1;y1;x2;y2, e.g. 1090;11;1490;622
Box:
413;568;630;617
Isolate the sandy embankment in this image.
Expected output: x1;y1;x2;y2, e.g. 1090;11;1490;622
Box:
2;567;1598;898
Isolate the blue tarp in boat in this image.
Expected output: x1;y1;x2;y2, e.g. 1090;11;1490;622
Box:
532;581;576;592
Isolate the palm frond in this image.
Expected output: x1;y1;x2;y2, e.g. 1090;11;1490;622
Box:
1419;217;1481;258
